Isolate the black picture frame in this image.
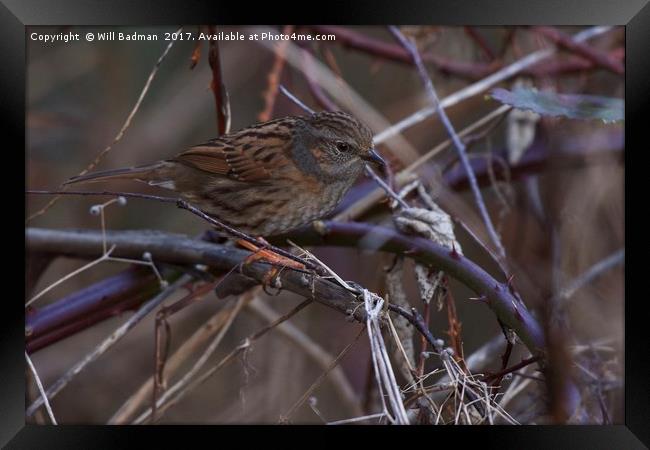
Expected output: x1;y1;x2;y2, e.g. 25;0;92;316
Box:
5;0;648;447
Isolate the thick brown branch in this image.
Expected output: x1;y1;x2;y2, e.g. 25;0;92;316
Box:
27;225;545;355
26;228;367;326
25;190;322;274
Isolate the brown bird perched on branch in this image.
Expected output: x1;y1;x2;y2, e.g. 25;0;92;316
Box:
65;111;385;237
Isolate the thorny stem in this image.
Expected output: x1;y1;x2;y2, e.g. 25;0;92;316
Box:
482;355;542;382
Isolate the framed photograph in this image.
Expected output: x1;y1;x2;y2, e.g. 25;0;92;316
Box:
6;0;647;446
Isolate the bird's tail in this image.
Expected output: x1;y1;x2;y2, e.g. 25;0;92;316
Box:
63;163;166;186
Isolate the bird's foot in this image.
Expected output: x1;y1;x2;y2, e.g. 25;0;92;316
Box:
237;238;305;285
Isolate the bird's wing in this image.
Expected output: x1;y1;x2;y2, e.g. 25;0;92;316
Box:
171;127;292;183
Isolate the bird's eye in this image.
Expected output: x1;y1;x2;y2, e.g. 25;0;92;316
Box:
336;142;350;152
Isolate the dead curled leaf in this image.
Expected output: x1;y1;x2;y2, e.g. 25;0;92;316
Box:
393;182;461;309
394;206;463;256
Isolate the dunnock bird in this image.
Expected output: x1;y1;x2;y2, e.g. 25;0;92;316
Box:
65;111;385;236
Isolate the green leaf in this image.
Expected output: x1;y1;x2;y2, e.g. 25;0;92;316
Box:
489;87;623;123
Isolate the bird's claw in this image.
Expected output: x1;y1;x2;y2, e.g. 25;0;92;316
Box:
237;238;304;294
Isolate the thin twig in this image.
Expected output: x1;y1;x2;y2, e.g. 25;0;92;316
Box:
151;280;219;423
365;165;409;209
482;355;542;382
445;284;467;372
108;296;238;424
189;27;203;69
281;326;365;422
25;351;57;425
279;84;315;114
364;290;410;424
390;26;506;261
149;287;253;423
558;248;625;302
416;300;431;378
327;413;385;425
26;27;181;223
26;245;116;308
464;27;496;61
135;297;313;424
247;297;363;417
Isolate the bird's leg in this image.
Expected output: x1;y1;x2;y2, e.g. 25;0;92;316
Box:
236;238;305;285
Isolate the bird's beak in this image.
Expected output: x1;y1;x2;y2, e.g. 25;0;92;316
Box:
363;148;386;167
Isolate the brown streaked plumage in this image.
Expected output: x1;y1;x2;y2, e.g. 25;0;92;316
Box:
65;111;384;236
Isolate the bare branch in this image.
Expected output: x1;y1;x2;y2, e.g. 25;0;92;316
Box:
27;225;546;355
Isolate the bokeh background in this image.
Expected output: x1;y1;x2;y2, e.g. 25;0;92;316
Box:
26;26;624;424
